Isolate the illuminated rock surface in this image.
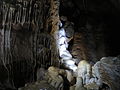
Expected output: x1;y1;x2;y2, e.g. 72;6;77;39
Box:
92;56;120;90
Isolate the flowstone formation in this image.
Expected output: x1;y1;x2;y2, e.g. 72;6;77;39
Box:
74;56;120;90
57;16;77;72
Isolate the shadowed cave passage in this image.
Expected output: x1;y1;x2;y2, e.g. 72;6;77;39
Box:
60;0;120;59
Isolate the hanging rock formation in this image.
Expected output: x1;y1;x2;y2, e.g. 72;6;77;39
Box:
0;0;60;89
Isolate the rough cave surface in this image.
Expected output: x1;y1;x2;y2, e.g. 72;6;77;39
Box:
0;0;120;90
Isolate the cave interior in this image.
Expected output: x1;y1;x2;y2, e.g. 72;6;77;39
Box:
0;0;120;90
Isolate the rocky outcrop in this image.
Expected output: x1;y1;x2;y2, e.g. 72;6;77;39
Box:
18;80;56;90
19;56;120;90
92;56;120;90
73;56;120;90
19;66;65;90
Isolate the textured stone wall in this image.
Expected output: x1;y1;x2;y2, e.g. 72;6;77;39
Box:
0;0;60;89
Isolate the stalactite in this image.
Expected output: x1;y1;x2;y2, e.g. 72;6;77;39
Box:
0;0;61;88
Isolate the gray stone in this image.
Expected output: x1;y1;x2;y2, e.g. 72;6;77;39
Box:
18;80;56;90
92;56;120;90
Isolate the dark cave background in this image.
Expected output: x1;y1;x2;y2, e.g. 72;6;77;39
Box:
60;0;120;57
0;0;120;89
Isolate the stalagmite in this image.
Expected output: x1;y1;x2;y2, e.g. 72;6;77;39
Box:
77;60;92;84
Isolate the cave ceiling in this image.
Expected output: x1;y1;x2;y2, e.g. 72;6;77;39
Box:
1;0;120;19
62;0;120;20
61;0;120;13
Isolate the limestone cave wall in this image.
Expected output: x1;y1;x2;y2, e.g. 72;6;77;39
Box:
0;0;59;89
0;0;120;89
